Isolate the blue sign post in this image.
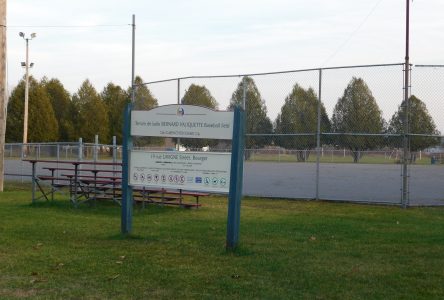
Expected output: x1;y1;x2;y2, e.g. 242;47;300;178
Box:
226;107;245;250
121;103;133;234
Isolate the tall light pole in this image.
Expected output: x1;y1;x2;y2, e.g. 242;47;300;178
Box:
19;32;36;148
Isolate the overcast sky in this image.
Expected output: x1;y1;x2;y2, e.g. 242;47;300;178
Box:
5;0;444;131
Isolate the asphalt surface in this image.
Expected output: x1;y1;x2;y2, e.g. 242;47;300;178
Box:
243;162;444;206
6;159;444;206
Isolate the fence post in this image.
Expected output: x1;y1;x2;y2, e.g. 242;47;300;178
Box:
57;143;60;161
401;63;410;208
177;78;181;151
112;135;117;171
242;76;247;110
402;2;411;208
94;135;99;162
78;138;83;161
242;76;247;160
316;69;322;200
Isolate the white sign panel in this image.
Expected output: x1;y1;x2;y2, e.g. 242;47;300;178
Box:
131;105;234;140
130;150;231;193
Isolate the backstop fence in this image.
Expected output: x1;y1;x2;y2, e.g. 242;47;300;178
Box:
5;63;444;206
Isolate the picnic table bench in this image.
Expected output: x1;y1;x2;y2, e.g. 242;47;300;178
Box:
23;159;209;208
132;187;208;208
24;159;123;206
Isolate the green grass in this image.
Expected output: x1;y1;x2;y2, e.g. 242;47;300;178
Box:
249;153;440;165
1;183;444;299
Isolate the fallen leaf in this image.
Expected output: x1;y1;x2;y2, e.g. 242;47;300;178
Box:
116;261;123;264
108;274;120;280
119;256;126;260
30;278;47;284
231;274;240;279
33;242;44;250
350;265;360;274
309;236;316;241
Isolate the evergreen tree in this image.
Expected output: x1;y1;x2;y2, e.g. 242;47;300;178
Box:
72;79;109;143
129;76;161;146
42;78;75;141
6;77;58;142
332;77;384;163
102;83;129;144
131;76;158;110
181;84;218;109
275;84;331;161
388;95;440;158
181;84;219;149
228;76;273;155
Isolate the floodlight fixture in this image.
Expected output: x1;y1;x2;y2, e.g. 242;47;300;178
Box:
30;33;36;39
30;62;34;67
19;32;24;38
21;62;26;67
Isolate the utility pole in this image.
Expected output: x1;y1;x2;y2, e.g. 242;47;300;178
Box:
0;0;7;192
402;0;410;208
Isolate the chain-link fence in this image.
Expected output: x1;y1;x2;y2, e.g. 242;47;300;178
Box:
138;63;443;206
407;65;444;206
6;63;443;206
4;142;121;161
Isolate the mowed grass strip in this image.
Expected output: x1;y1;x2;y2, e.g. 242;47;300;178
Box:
249;153;438;165
0;182;443;299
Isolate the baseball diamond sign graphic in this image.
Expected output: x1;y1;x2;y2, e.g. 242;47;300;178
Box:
121;104;245;250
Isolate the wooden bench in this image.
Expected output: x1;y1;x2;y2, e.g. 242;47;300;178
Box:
132;187;208;208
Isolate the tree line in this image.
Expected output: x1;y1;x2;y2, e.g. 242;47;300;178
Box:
6;75;441;162
6;76;156;145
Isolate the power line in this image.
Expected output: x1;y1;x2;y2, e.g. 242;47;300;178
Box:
7;24;130;28
320;0;384;67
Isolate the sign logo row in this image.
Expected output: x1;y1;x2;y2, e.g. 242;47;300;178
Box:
132;172;228;187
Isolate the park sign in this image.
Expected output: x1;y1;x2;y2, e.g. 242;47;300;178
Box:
121;104;245;250
131;105;234;140
130;105;234;193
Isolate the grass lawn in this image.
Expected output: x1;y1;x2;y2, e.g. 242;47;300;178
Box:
249;153;438;165
1;182;444;299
